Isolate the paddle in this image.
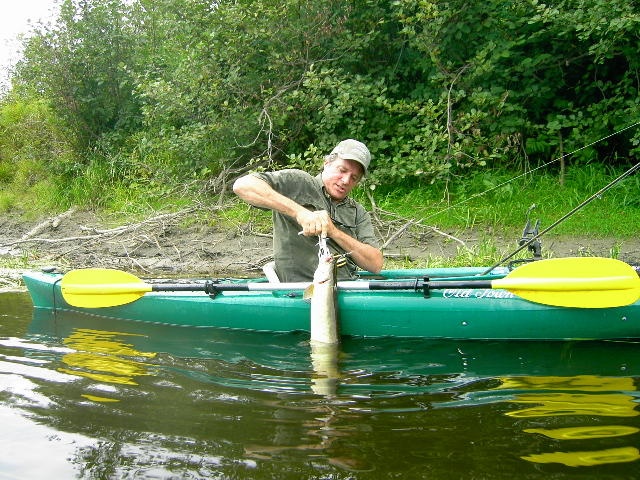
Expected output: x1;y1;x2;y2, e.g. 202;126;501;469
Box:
60;257;640;309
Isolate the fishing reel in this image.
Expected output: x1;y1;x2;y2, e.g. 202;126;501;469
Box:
508;204;543;268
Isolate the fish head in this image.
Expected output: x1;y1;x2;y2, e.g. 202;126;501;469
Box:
313;253;336;284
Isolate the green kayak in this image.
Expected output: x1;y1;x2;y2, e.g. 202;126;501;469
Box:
22;258;640;341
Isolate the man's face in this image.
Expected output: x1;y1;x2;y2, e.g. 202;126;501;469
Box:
322;158;364;201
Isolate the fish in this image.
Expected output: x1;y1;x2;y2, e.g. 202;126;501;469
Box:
304;236;341;396
305;237;339;345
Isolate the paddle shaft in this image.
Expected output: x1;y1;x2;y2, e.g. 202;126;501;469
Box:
59;279;496;295
144;277;633;293
142;271;508;292
153;279;496;293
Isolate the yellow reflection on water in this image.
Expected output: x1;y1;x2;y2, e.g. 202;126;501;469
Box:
62;329;156;358
59;353;151;385
498;375;635;392
505;392;638;418
498;374;640;467
521;447;640;467
81;394;121;403
500;375;638;418
524;425;640;440
58;328;157;396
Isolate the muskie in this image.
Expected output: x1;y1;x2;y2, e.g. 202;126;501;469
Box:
306;236;339;345
305;236;340;395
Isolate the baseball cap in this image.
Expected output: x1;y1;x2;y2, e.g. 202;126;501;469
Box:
329;139;371;175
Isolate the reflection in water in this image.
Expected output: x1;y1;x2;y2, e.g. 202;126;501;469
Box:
524;425;640;440
243;402;373;473
58;328;156;401
498;375;636;392
505;392;638;418
309;341;341;397
522;447;640;467
498;375;639;467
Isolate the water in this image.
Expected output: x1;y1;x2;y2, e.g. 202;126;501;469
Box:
1;291;639;479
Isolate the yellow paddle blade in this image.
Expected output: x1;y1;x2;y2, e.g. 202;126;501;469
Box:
61;268;152;308
494;257;640;308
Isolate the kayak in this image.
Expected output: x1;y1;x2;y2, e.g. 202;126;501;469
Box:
21;257;640;341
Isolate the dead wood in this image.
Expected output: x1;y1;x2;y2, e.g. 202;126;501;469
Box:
2;208;194;248
19;207;77;241
370;206;467;251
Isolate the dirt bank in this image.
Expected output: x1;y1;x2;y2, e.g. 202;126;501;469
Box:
1;207;639;285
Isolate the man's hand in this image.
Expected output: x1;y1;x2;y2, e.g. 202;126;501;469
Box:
296;210;333;238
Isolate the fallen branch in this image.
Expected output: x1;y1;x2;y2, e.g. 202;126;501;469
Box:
6;234;103;246
381;219;415;249
19;207;77;241
1;208;194;248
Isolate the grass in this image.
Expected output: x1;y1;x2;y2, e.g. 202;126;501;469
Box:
365;164;640;237
357;164;640;267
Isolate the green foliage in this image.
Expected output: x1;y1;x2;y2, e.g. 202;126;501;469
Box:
0;93;75;210
393;0;640;167
15;0;144;153
0;0;638;207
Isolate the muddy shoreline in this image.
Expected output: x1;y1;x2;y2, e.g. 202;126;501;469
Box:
1;208;639;286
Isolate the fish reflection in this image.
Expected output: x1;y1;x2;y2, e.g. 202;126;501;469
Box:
58;328;156;402
497;374;639;467
310;342;341;397
243;344;364;470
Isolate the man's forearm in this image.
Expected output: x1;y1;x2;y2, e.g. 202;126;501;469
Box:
329;227;384;274
234;175;333;236
233;175;307;219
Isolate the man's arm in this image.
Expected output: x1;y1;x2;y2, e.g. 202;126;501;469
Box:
233;174;383;273
326;221;384;274
233;174;324;231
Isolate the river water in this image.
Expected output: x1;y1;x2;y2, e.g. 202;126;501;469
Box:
1;291;639;479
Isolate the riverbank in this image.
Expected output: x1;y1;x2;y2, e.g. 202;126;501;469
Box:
1;207;639;288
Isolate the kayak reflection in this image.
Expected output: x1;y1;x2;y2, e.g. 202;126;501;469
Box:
29;308;640;392
28;307;640;397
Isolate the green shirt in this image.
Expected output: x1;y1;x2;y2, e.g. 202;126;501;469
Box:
253;169;380;282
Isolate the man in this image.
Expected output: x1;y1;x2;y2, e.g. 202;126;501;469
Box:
233;139;383;282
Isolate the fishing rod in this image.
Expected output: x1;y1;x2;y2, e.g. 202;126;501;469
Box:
482;160;640;275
